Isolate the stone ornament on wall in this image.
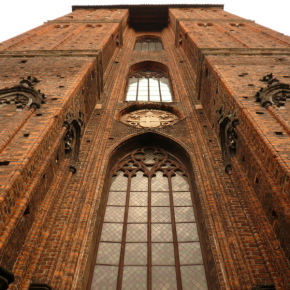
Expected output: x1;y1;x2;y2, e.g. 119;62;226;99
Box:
0;76;46;110
120;109;179;128
256;74;290;108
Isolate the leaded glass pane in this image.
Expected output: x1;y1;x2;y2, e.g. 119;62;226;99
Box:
156;42;163;51
104;206;125;223
152;243;175;265
126;224;147;242
181;265;208;290
122;266;147;289
100;223;123;242
172;192;192;206
124;243;147;265
149;42;156;51
128;206;147;223
152;266;177;290
176;223;199;242
160;77;172;102
107;191;126;206
91;266;118;289
126;77;138;101
149;77;160;101
134;42;142;51
110;171;128;191
96;242;121;265
171;171;190;191
137;78;148;101
152;223;173;242
178;242;203;265
151;192;170;206
151;207;171;222
129;191;148;206
151;171;169;191
174;207;195;222
131;171;148;191
141;42;149;51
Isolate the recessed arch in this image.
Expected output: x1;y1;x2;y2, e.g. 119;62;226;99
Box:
88;132;218;289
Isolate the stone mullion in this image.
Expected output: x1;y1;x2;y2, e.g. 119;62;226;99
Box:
136;77;140;101
116;174;132;289
147;175;152;290
168;175;182;289
158;78;162;102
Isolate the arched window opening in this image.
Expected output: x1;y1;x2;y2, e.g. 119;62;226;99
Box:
135;36;163;51
91;147;208;289
126;70;173;102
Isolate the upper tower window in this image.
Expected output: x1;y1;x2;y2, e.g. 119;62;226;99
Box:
134;36;163;51
126;70;172;102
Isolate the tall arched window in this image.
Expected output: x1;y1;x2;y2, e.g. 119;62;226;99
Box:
134;37;163;51
126;70;173;102
91;148;208;289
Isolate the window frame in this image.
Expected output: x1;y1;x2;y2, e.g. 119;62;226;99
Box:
125;70;173;102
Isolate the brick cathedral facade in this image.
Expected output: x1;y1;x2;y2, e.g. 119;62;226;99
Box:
0;4;290;289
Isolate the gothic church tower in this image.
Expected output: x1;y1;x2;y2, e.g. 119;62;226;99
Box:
0;4;290;289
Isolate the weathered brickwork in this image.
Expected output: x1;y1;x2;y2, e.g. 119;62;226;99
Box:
0;4;290;290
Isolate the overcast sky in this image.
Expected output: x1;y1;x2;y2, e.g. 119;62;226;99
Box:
0;0;289;43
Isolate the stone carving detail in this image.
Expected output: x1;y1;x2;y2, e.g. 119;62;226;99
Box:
219;116;239;173
256;74;290;107
120;109;179;128
0;76;46;110
63;112;84;166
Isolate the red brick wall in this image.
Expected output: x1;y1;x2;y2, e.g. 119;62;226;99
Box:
1;5;290;289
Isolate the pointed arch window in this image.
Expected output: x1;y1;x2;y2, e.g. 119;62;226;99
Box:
91;148;208;289
135;37;163;51
126;70;173;102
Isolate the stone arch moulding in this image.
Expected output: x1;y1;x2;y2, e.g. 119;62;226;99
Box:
0;76;46;110
87;132;220;289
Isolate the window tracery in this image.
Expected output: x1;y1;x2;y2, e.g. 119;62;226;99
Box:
91;148;208;289
126;70;173;102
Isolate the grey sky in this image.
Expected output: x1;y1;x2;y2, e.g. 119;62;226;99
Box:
0;0;289;43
